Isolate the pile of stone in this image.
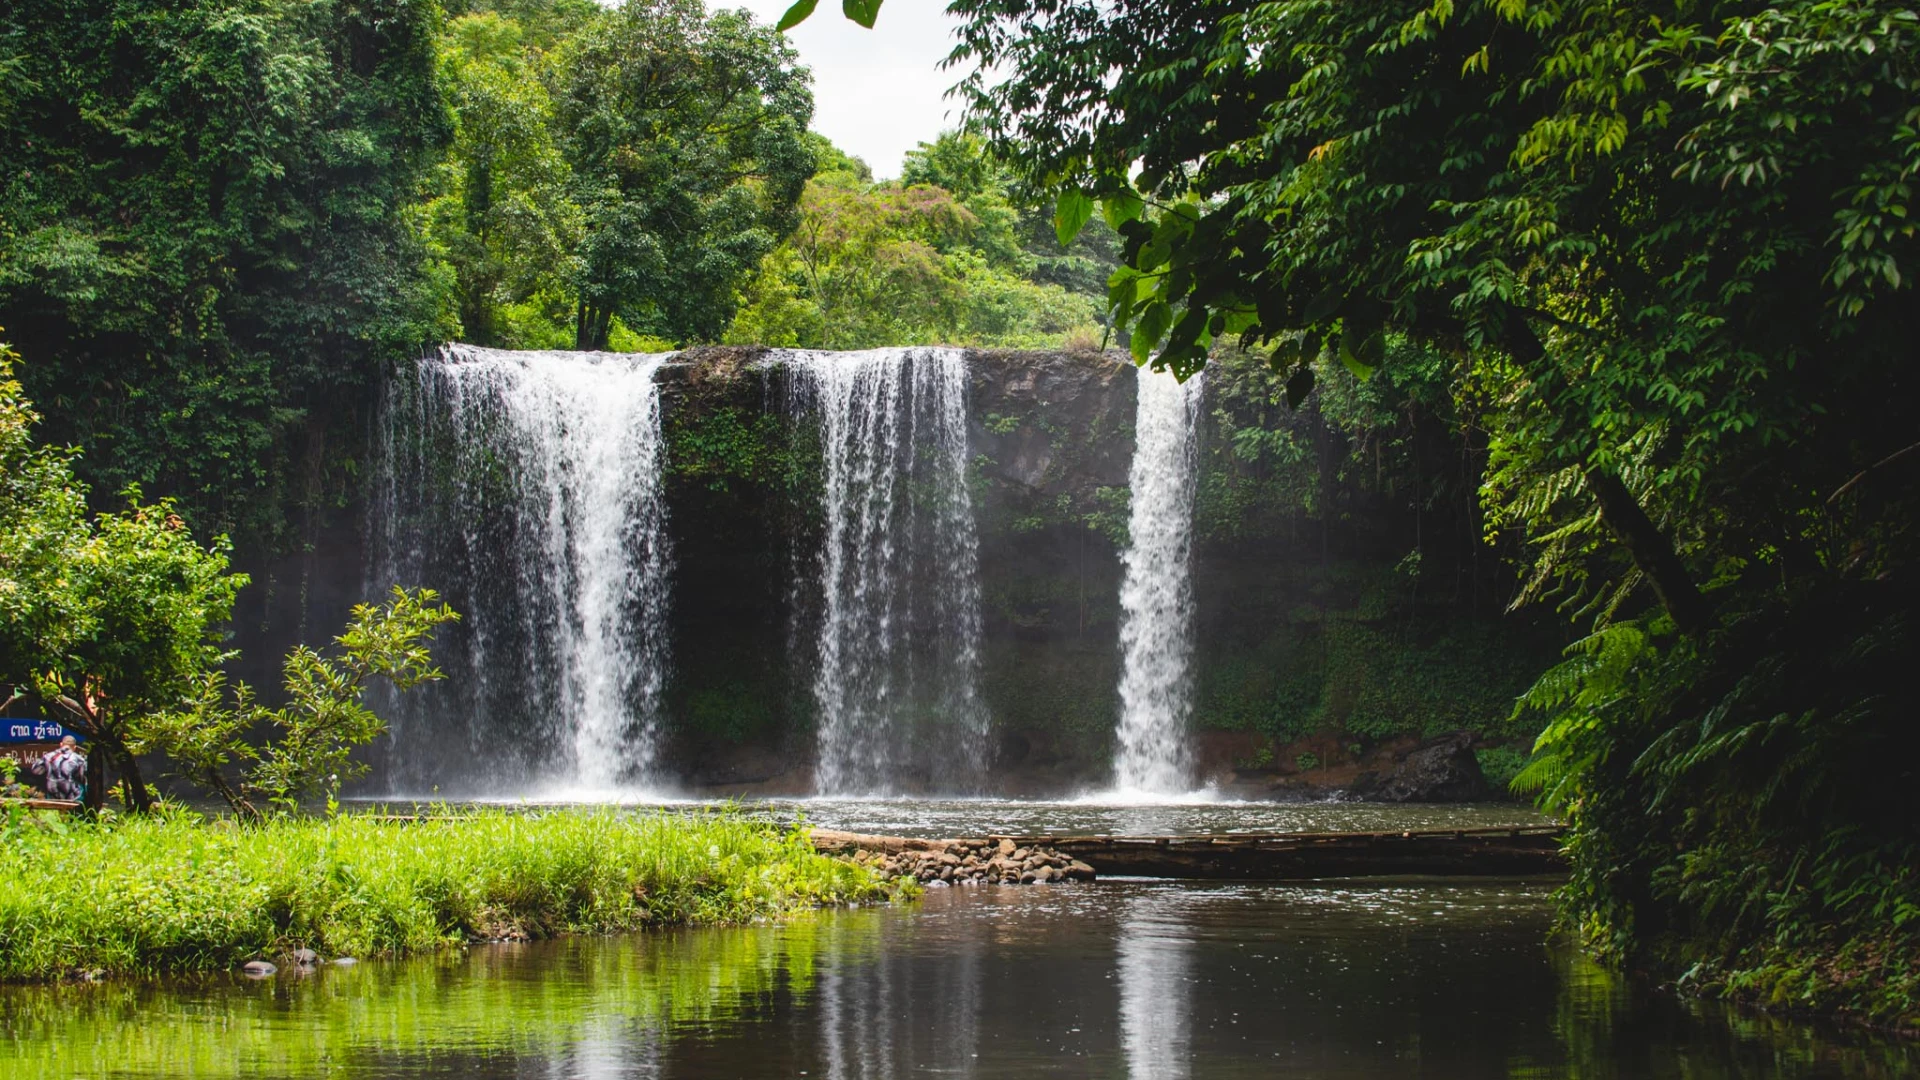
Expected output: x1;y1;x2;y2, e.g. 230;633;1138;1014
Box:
811;830;1095;886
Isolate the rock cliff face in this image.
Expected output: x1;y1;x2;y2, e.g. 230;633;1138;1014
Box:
229;346;1552;798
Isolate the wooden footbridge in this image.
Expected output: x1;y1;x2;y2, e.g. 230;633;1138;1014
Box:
1012;825;1567;880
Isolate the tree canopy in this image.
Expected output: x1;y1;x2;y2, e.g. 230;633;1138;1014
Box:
554;0;816;349
727;134;1104;348
0;0;451;543
917;0;1920;1018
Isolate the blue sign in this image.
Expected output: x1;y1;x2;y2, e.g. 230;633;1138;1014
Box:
0;719;82;745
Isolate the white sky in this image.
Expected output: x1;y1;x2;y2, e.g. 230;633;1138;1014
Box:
730;2;971;179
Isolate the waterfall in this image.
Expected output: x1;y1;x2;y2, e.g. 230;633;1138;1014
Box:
783;348;988;795
369;345;673;792
1112;365;1205;794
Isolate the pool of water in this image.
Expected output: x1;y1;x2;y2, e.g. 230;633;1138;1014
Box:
5;879;1908;1079
741;796;1552;838
354;794;1554;838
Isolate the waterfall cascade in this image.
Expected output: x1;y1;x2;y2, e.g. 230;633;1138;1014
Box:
784;347;990;795
369;345;673;792
1112;365;1205;794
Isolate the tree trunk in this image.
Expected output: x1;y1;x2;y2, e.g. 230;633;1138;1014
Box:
99;733;154;813
84;748;107;812
1504;313;1713;636
574;304;612;351
1583;467;1714;636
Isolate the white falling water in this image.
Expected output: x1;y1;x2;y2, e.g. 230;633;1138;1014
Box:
370;345;672;791
784;348;988;795
1112;365;1205;794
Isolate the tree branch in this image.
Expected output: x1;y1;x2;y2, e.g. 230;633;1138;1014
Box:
1505;311;1713;636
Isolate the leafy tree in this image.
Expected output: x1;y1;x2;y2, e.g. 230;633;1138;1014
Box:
0;341;247;810
726;148;1099;348
916;0;1920;1016
0;0;452;544
902;129;1125;304
553;0;815;349
1;344;455;815
943;0;1916;632
0;346;88;688
422;12;583;349
153;586;458;818
900;132;1029;270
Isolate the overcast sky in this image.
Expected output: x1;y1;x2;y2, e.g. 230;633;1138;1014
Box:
731;2;971;179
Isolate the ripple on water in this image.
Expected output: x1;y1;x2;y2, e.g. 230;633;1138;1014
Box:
737;795;1556;838
347;794;1555;839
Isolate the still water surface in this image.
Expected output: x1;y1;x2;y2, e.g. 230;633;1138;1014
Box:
362;795;1554;839
4;878;1909;1079
742;796;1551;838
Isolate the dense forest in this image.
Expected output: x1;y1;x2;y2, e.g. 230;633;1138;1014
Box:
3;0;1918;1031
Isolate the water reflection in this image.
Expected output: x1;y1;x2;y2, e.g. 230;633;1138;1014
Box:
818;893;983;1079
1117;890;1193;1079
561;1015;661;1080
2;882;1911;1079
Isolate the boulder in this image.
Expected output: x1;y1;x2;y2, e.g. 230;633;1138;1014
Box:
290;948;320;966
1347;732;1490;803
241;961;277;978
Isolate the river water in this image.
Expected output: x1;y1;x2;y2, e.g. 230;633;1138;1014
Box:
737;796;1551;839
6;873;1911;1078
353;795;1555;839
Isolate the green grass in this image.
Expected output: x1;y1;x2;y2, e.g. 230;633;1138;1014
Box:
0;806;895;981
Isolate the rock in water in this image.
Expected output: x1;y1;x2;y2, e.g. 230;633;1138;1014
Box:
1348;732;1490;802
290;948;320;966
242;961;277;978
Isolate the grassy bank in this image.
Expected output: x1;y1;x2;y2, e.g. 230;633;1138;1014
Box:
0;807;893;982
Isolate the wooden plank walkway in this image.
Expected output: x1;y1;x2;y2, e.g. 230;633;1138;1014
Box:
998;825;1567;880
0;798;82;813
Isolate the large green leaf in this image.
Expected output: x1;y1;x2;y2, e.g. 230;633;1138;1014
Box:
1107;266;1141;319
1130;300;1172;364
841;0;882;28
1054;190;1094;246
776;0;819;31
1101;190;1144;228
1338;327;1382;381
1285;364;1315;409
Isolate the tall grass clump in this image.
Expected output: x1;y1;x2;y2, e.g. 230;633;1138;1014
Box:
0;807;893;981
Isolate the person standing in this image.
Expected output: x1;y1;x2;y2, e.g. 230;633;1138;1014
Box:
31;735;87;801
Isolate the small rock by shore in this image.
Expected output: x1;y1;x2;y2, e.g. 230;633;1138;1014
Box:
811;830;1095;886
